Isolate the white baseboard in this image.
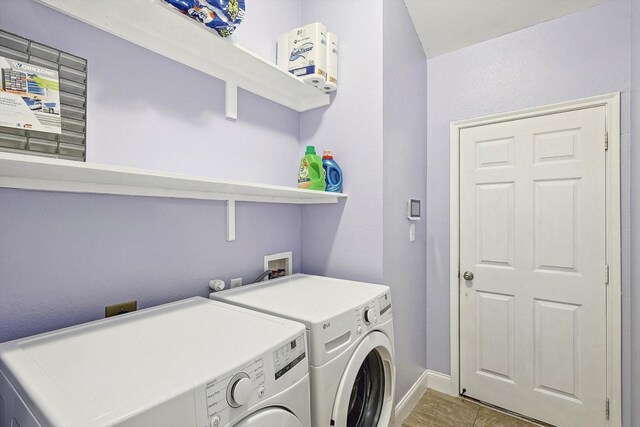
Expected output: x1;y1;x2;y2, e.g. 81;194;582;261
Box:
393;370;452;425
425;369;452;394
394;370;429;425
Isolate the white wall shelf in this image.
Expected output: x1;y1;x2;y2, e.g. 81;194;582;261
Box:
35;0;330;119
0;153;346;240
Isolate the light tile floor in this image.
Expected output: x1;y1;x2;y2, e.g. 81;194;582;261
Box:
402;389;543;427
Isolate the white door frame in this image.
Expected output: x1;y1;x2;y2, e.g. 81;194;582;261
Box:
449;93;621;425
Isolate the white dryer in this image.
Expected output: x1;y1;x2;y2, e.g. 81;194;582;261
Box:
211;274;395;427
0;297;310;427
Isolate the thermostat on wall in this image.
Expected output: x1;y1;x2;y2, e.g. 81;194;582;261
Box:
407;199;421;220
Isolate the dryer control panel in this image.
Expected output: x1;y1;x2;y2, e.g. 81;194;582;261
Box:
197;333;307;427
273;335;306;380
203;358;265;426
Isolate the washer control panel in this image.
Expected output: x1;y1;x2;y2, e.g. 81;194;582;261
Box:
362;305;377;325
355;291;392;335
356;304;377;334
273;335;306;380
378;292;392;318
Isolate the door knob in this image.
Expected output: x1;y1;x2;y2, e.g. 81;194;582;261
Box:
463;271;474;281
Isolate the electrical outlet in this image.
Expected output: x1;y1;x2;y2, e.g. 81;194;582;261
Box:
105;300;137;318
230;277;242;288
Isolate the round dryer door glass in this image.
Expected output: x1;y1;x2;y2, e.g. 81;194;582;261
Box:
346;350;385;427
234;407;302;427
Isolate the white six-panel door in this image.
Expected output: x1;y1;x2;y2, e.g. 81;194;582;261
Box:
459;107;607;426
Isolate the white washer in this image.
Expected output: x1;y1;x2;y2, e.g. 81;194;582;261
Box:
210;274;395;427
0;297;310;427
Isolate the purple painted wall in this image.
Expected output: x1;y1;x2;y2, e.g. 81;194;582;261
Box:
382;0;428;403
297;0;429;402
0;0;304;342
234;0;301;66
299;1;385;284
425;0;634;423
630;0;640;423
0;190;301;342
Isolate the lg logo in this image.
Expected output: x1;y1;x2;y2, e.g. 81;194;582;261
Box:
323;322;331;329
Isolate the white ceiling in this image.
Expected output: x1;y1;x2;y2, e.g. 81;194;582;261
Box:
404;0;609;58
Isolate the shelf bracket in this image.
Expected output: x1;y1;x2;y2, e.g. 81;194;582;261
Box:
226;199;236;242
225;81;238;120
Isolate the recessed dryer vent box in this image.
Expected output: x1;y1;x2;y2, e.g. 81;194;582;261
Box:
264;251;292;278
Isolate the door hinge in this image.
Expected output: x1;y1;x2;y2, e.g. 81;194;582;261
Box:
605;131;609;151
605;264;610;285
606;398;610;420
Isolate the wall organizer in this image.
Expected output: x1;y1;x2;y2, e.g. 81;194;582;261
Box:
0;29;87;161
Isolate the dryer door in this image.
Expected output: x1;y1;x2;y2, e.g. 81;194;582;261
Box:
234;407;302;427
331;331;395;427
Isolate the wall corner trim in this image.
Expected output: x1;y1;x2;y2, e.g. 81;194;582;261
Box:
393;370;452;425
425;369;453;394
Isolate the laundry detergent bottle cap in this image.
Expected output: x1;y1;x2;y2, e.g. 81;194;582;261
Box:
322;149;343;193
298;145;326;191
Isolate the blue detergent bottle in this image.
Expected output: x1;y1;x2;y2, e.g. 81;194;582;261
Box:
322;150;343;192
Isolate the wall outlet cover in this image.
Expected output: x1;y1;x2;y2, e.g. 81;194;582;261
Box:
230;278;242;288
105;300;137;318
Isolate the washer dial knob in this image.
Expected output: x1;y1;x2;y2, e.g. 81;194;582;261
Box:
227;373;252;407
363;307;374;325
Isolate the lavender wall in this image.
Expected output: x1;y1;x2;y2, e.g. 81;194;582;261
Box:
233;0;301;68
426;0;634;423
297;0;429;402
382;0;428;402
299;1;385;284
630;0;640;422
0;190;301;343
0;0;304;342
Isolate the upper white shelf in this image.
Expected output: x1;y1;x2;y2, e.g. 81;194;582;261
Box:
0;152;347;205
35;0;330;117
